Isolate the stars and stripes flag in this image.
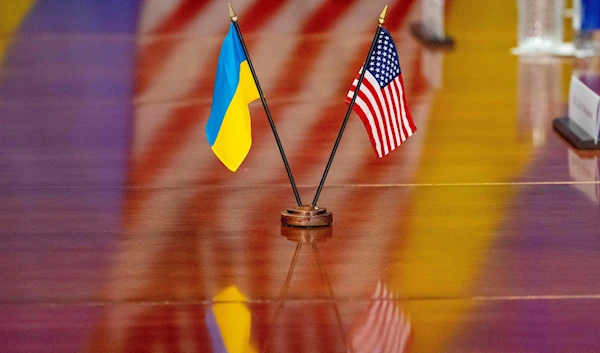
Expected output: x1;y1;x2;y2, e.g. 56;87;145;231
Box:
349;281;412;353
347;28;416;158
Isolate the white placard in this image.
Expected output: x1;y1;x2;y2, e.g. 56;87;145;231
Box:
422;0;445;38
568;75;600;144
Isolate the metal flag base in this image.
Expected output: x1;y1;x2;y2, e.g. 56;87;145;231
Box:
281;224;333;243
410;23;455;50
281;205;333;227
553;117;600;150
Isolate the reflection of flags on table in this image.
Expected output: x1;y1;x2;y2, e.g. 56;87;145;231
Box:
347;28;416;158
349;282;411;353
206;286;257;353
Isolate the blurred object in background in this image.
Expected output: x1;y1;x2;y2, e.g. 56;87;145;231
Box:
515;0;573;55
517;56;563;146
574;56;600;90
574;0;600;57
410;0;454;49
422;49;444;90
568;148;600;202
421;0;445;39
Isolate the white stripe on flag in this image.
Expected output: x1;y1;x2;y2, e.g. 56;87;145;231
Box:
382;85;399;150
389;79;406;142
351;76;389;155
364;72;393;154
348;90;383;157
385;82;403;144
390;79;407;142
395;76;413;137
349;282;412;353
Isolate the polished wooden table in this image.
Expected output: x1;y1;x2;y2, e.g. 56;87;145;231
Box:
2;0;600;352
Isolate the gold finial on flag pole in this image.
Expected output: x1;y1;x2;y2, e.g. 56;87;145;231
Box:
378;5;388;26
228;3;238;22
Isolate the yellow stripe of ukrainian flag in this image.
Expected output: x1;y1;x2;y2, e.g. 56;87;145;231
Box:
206;24;259;172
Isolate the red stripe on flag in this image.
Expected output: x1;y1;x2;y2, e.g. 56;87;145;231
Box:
383;84;399;147
382;85;399;150
389;79;406;142
349;75;389;156
398;74;417;133
361;75;392;155
392;77;410;139
390;79;408;142
350;88;385;157
364;74;394;154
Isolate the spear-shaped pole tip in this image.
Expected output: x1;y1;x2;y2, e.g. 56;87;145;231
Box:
228;3;238;22
378;5;388;26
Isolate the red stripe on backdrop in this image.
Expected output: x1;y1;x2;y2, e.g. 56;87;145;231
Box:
385;0;418;33
238;0;289;34
135;0;212;95
264;0;357;99
152;0;212;34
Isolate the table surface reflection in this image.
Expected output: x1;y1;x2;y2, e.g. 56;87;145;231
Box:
1;0;600;352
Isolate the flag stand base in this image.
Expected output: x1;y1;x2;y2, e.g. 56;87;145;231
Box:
281;224;333;243
553;117;600;150
410;23;455;50
281;205;333;228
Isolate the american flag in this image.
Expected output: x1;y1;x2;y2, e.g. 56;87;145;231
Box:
348;281;411;353
96;1;426;351
347;28;416;158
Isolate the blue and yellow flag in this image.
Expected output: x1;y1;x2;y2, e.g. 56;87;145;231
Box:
205;286;257;353
206;24;259;172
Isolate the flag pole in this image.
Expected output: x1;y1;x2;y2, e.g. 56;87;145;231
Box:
228;3;303;207
311;5;388;207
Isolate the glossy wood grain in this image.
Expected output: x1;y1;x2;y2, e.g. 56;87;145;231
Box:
1;0;600;352
2;299;600;353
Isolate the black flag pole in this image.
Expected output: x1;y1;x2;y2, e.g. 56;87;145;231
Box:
311;5;388;206
228;3;302;207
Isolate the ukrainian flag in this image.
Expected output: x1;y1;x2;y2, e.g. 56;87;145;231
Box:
206;24;260;172
206;286;257;353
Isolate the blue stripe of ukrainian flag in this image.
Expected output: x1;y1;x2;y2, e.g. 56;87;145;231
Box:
206;24;259;172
